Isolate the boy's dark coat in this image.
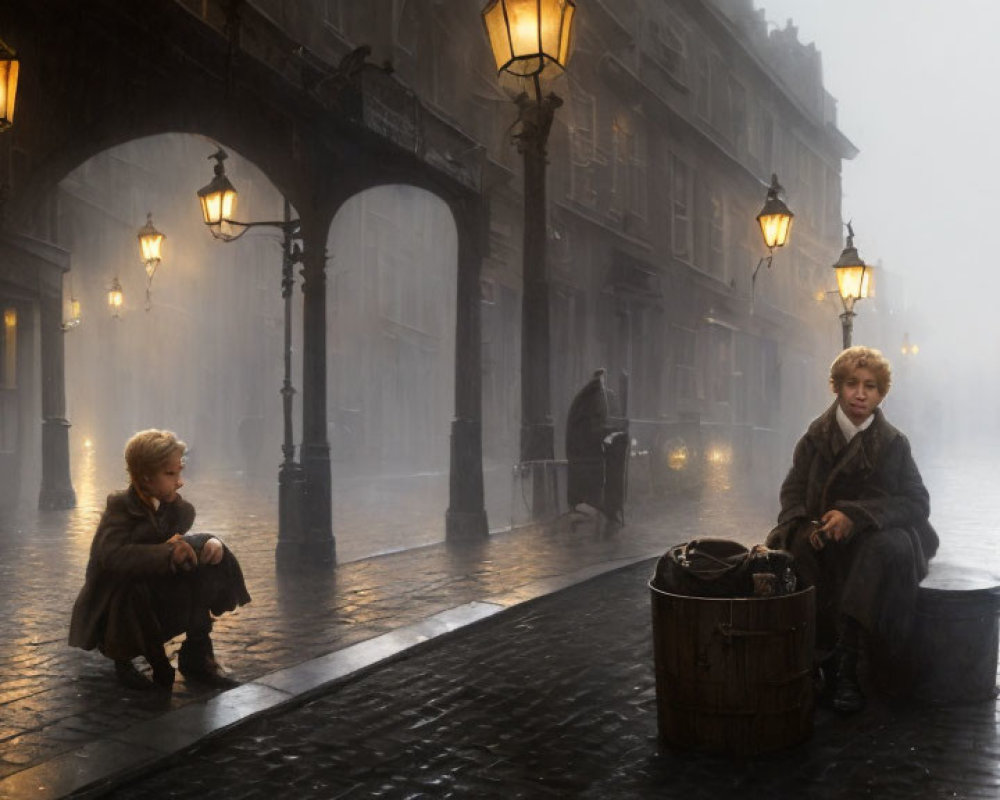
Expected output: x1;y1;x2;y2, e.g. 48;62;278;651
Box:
68;487;249;660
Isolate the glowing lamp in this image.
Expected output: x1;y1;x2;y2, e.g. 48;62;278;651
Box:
137;213;165;278
756;174;793;250
705;446;732;466
197;149;239;240
4;307;15;328
481;0;576;78
0;37;19;132
667;445;688;471
62;296;81;330
108;276;123;318
832;234;871;303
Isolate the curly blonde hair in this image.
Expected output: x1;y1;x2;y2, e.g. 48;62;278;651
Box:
124;429;187;485
829;346;892;396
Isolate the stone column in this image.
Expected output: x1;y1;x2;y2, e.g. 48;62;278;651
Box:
38;293;75;510
283;209;335;564
446;197;489;543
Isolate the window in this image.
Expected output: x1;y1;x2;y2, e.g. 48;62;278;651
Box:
650;12;687;82
695;49;710;121
610;113;647;221
569;86;598;207
673;325;697;405
709;195;725;279
671;155;692;259
729;78;747;151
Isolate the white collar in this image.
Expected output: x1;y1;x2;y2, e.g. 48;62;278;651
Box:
836;403;875;443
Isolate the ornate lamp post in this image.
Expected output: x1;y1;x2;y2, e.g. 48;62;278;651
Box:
832;222;871;349
481;1;576;508
197;148;309;553
137;212;165;311
751;174;793;298
0;37;19;132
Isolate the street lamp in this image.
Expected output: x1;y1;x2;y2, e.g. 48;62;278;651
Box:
482;0;577;512
137;212;165;311
832;222;871;349
197;148;307;549
901;332;919;357
0;37;19;132
107;276;123;319
751;174;794;300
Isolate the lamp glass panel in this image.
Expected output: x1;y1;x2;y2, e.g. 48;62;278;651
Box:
557;2;575;66
139;232;163;264
108;290;123;309
506;0;541;59
538;0;563;60
835;265;867;300
759;212;792;249
200;187;237;226
482;1;513;72
0;58;17;128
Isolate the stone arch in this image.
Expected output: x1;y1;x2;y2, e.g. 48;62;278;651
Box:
327;172;487;543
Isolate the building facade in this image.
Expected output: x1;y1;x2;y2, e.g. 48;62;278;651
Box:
0;0;857;542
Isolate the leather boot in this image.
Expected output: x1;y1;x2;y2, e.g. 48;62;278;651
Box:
831;645;865;713
178;635;238;687
145;645;175;690
114;659;154;691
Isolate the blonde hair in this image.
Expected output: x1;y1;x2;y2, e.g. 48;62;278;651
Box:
829;346;892;396
124;429;186;485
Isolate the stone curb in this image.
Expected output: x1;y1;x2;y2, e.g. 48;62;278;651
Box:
0;552;661;800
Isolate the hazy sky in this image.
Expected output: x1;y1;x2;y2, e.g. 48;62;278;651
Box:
755;1;994;350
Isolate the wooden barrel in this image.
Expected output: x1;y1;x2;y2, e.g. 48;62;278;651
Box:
648;583;815;755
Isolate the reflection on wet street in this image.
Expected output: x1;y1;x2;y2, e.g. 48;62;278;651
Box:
0;445;997;790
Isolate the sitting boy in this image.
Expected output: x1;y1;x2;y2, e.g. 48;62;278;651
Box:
69;429;251;690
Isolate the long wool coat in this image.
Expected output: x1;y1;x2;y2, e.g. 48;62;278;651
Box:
766;403;938;654
68;487;250;661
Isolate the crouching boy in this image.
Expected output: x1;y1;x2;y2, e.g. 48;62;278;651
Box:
69;429;251;690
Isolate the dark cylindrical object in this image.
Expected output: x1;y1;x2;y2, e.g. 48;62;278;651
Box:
648;584;815;755
908;586;1000;704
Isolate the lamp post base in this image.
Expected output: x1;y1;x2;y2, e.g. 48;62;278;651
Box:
276;537;336;567
276;460;334;567
446;509;489;544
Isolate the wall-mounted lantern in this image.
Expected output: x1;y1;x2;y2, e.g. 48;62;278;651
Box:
197;149;240;241
108;276;123;319
0;37;19;131
751;174;793;301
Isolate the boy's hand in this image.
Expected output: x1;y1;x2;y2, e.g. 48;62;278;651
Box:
200;537;224;566
167;534;197;570
819;509;855;543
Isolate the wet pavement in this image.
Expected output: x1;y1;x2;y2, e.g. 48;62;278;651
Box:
0;450;997;798
105;560;1000;800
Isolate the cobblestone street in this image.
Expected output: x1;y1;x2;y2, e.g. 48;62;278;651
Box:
0;450;997;798
106;558;1000;800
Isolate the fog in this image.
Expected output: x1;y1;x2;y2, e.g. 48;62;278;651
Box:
3;2;990;552
756;0;1000;448
54;134;480;557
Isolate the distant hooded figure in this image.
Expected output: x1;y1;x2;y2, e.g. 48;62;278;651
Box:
566;369;620;515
